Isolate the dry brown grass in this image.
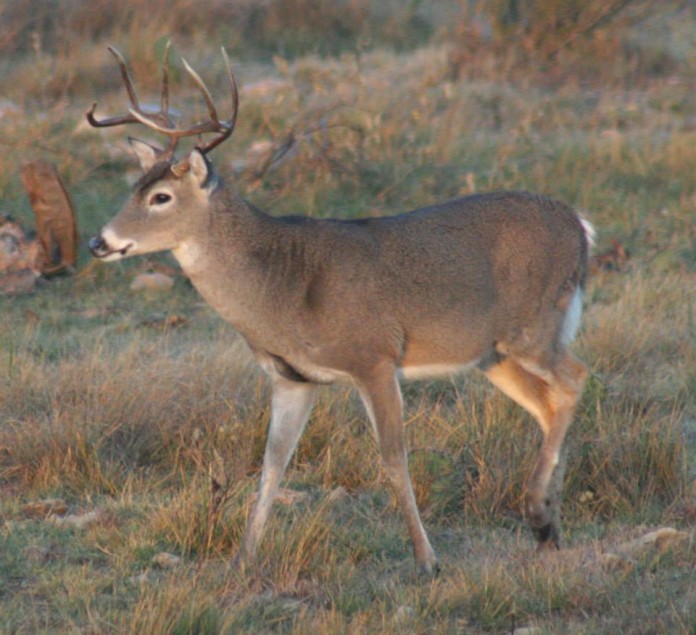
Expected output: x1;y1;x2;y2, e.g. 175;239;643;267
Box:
0;2;695;633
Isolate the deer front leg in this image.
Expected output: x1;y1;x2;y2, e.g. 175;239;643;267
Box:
236;375;318;566
358;365;439;574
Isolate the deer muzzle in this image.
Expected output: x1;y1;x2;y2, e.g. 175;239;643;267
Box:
88;233;133;260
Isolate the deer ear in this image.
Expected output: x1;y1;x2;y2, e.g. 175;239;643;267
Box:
129;138;162;172
188;149;212;188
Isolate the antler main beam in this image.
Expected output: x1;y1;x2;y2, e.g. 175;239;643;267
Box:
86;43;238;158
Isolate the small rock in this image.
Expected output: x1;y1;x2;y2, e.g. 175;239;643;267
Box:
151;552;181;568
130;272;174;292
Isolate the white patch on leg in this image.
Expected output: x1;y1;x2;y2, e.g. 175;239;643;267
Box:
560;288;583;346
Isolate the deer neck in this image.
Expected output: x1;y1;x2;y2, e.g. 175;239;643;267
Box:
170;197;289;341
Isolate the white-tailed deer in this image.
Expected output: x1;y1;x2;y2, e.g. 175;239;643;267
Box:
87;45;592;574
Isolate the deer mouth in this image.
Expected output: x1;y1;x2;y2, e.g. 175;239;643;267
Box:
88;234;134;260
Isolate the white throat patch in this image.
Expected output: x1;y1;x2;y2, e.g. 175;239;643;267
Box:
172;240;204;273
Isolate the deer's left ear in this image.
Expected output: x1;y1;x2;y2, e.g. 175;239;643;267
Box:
188;149;211;188
171;149;216;187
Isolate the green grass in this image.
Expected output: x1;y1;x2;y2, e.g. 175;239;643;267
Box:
1;2;695;633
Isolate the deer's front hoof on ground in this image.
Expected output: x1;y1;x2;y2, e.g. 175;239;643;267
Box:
533;523;561;551
419;558;441;577
415;546;441;577
527;495;561;551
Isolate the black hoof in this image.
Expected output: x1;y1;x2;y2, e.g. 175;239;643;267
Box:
417;558;441;578
533;523;560;550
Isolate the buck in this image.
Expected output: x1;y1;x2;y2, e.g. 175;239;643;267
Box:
87;45;592;574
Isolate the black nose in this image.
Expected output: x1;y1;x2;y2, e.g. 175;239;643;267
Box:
88;234;107;257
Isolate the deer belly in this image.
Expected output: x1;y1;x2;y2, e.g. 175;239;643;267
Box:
397;361;478;381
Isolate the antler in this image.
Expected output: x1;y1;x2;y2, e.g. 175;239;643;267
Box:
86;42;238;159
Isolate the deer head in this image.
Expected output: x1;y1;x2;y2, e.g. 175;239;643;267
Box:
87;43;238;260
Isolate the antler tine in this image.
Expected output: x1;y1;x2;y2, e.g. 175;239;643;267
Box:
180;47;239;154
204;47;240;153
182;57;219;122
85;47;143;128
222;47;240;131
109;46;140;110
160;41;171;122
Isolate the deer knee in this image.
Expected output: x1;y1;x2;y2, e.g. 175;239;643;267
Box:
381;451;408;481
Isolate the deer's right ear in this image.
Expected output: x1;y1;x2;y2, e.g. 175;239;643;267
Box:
129;138;162;173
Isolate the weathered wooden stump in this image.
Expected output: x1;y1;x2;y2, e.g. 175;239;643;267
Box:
19;160;78;274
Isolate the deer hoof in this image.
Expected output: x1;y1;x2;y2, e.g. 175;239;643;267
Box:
416;553;441;577
533;523;561;551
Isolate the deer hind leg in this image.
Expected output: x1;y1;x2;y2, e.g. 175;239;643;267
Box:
357;365;439;574
238;376;318;566
484;350;587;549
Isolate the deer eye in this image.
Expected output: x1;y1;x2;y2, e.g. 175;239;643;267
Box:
150;192;172;205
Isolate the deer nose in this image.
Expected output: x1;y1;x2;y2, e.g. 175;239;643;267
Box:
88;234;108;257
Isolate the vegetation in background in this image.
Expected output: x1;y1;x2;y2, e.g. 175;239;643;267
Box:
0;1;694;633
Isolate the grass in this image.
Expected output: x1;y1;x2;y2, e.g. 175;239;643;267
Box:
1;2;695;633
